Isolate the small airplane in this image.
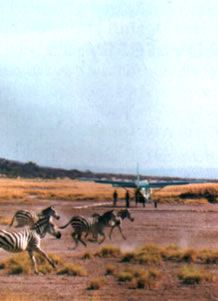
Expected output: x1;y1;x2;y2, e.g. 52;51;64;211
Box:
80;166;207;208
81;165;205;195
92;178;204;190
91;164;205;190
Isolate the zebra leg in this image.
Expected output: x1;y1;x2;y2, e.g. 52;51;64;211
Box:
28;250;38;274
71;232;87;249
86;233;98;242
98;232;105;244
71;232;79;249
34;247;56;269
117;225;126;240
77;233;87;247
109;225;126;240
109;226;114;239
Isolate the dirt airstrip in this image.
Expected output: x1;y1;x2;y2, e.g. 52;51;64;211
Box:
1;199;218;300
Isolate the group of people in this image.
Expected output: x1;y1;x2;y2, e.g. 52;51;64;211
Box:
113;187;156;208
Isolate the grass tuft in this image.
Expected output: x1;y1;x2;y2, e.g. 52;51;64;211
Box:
118;267;162;289
161;245;182;261
95;246;121;258
57;263;87;276
121;244;162;265
2;253;32;275
105;264;116;276
178;265;215;285
0;253;65;275
81;251;94;260
198;249;218;264
87;278;104;290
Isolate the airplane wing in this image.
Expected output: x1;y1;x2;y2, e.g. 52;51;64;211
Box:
94;179;137;188
86;178;205;189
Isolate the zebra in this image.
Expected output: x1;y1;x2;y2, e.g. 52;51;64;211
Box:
0;215;61;274
9;205;60;228
91;209;134;240
59;210;116;249
108;209;134;240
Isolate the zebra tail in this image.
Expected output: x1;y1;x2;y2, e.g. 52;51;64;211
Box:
9;215;15;227
59;219;72;229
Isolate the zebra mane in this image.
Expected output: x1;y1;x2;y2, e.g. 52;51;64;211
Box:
117;209;129;218
30;216;50;238
98;210;115;224
40;206;54;215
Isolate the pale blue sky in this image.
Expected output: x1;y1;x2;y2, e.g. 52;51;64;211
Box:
1;0;218;177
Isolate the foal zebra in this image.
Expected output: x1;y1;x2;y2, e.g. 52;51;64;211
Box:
59;210;116;249
9;206;60;228
0;215;61;274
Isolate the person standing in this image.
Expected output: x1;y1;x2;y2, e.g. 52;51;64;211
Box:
113;190;118;207
125;190;130;208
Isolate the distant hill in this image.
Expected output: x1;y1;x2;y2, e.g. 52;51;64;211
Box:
0;157;212;182
0;158;87;179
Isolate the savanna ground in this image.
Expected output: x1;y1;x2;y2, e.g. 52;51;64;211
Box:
1;178;218;300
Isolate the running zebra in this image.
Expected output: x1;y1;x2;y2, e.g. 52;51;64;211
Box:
0;215;61;274
59;210;116;249
9;205;60;228
91;209;134;240
109;209;134;240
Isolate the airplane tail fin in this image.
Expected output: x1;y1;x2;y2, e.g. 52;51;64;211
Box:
136;163;140;184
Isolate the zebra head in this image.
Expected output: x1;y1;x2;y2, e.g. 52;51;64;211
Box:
37;205;60;220
31;216;61;239
118;209;134;222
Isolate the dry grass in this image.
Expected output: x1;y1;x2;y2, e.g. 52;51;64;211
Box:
0;215;12;225
178;265;215;284
121;244;163;265
81;250;94;260
118;267;162;289
153;183;218;203
105;264;116;275
120;244;218;265
87;278;105;290
95;246;121;258
56;263;87;276
0;178;126;203
0;294;31;301
0;177;218;204
0;253;66;275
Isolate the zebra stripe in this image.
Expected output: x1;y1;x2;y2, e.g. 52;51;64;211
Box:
0;216;61;274
9;206;60;228
59;210;116;249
